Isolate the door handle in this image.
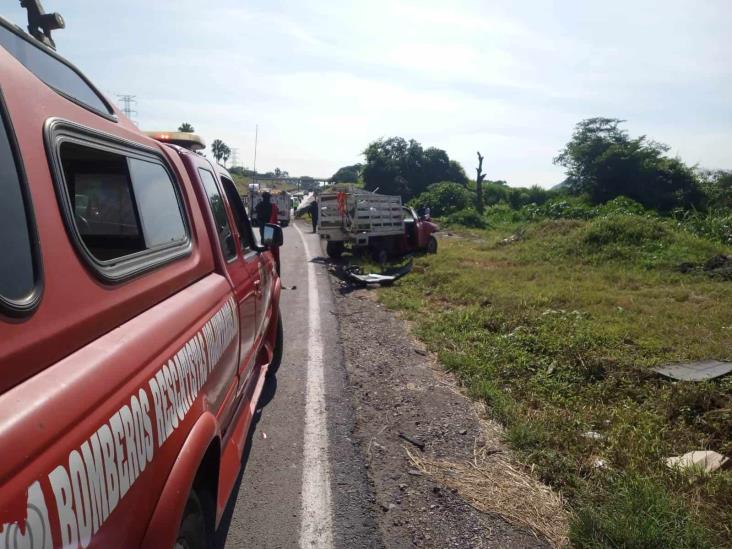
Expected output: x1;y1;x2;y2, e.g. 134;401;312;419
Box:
254;280;262;296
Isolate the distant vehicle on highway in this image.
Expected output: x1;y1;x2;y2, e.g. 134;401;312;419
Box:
318;188;439;261
248;189;293;226
0;4;283;547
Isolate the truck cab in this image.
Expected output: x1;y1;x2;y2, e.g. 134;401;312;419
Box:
0;7;282;548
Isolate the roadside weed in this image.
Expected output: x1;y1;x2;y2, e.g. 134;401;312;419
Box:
379;217;732;546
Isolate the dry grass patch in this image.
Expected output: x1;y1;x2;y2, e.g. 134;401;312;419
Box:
407;434;569;548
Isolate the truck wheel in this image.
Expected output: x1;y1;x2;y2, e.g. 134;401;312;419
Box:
267;311;284;378
326;241;344;259
426;236;438;254
175;489;212;549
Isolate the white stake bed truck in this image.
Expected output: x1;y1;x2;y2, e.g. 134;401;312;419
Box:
317;190;439;261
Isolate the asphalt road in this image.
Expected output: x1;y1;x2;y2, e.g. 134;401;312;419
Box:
217;221;379;549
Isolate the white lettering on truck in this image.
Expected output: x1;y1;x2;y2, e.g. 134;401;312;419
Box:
0;298;238;548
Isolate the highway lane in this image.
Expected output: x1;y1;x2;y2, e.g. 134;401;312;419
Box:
217;221;379;548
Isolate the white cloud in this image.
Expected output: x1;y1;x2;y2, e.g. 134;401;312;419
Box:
1;0;729;186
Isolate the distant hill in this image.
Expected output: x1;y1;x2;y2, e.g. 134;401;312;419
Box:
550;179;571;191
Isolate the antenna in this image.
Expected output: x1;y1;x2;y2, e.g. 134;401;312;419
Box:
116;94;138;125
252;124;258;175
20;0;65;50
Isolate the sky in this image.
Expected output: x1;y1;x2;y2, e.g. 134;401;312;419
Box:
3;1;730;187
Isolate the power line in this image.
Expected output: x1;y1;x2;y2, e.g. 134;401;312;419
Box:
116;94;137;125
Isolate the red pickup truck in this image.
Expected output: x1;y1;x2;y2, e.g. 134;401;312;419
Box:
0;7;283;548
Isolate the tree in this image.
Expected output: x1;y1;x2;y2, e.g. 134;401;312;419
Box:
211;139;230;165
475;152;486;213
331;163;363;183
178;122;194;133
362;137;467;199
697;169;732;209
447;160;468;186
554;118;704;212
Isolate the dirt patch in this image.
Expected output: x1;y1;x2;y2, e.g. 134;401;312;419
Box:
333;285;567;548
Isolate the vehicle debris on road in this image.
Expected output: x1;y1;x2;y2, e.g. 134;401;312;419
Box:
652;359;732;381
342;259;414;287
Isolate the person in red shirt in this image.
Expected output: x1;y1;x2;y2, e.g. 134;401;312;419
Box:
255;192;278;241
255;192;282;274
269;199;279;225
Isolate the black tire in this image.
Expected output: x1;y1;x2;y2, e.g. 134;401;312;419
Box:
326;241;344;259
281;220;289;227
267;310;284;378
426;235;438;254
175;489;212;549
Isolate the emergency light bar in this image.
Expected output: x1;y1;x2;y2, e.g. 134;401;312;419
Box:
145;131;206;152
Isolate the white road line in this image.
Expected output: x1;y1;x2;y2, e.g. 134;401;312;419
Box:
294;222;334;549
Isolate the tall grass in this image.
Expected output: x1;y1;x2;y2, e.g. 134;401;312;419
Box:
380;212;732;547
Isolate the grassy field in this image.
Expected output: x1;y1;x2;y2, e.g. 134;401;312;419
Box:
378;213;732;547
229;173;300;195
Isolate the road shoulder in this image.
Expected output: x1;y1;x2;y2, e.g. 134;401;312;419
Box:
333;284;559;548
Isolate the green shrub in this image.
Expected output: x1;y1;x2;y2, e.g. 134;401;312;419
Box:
506;185;556;209
484;203;530;223
482;182;511;206
526;214;726;268
410;181;475;217
674;208;732;245
517;196;650;223
581;215;670;248
445;208;487;228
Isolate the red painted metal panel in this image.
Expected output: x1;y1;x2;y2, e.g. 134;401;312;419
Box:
0;49;214;394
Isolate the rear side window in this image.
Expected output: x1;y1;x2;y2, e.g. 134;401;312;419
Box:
220;176;256;253
129;159;187;247
53;135;190;281
198;169;236;260
0;23;112;116
0;95;40;314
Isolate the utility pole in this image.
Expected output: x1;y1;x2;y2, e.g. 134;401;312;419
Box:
252;124;258;176
116;94;137;125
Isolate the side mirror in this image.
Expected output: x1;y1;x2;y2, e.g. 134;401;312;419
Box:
263;223;283;247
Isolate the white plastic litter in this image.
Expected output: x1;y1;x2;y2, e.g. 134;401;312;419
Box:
666;451;729;473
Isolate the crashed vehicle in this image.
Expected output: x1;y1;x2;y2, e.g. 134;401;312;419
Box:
318;189;439;261
0;3;283;547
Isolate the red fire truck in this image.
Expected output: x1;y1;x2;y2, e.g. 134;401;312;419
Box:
0;3;283;547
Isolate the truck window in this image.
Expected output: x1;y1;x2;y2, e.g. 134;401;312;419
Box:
58;140;189;276
0;97;39;312
198;169;236;260
220;176;256;253
0;22;112;116
129;159;187;247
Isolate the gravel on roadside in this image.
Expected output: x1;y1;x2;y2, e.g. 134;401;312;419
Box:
332;284;556;549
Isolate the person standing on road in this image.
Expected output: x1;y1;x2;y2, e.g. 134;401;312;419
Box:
308;198;319;233
269;195;280;225
255;192;274;241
